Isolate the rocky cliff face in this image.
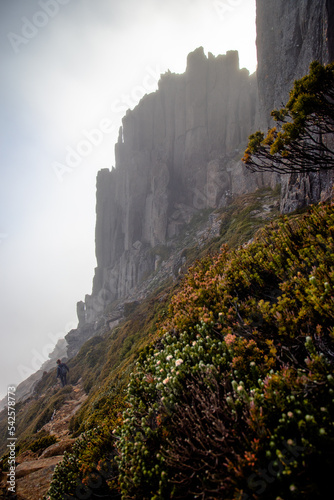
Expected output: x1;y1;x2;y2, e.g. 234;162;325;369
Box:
14;1;334;405
256;0;334;212
69;1;334;352
77;47;266;327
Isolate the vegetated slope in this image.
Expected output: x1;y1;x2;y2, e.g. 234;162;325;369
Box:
0;188;279;456
47;199;334;500
0;189;278;498
0;386;74;457
0;383;85;500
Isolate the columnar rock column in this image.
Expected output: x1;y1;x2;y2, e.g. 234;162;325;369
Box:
81;47;262;325
256;0;334;212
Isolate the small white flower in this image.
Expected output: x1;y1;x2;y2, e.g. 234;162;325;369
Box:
166;354;173;361
157;360;161;365
163;377;170;385
175;359;183;366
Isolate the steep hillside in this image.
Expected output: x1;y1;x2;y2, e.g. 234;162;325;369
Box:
9;0;334;406
2;192;334;499
0;383;84;500
1;2;334;499
0;188;280;452
44;199;334;500
0;188;280;497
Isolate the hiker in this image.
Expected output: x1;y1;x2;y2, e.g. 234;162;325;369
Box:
56;359;69;387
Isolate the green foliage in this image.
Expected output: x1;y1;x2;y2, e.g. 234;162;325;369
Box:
1;189;278;453
1;432;57;471
69;290;172;437
218;188;280;248
243;61;334;173
123;300;140;317
29;434;58;453
5;192;334;499
175;188;280;267
116;201;334;499
151;244;170;262
68;335;112;394
46;427;119;500
45;282;173;498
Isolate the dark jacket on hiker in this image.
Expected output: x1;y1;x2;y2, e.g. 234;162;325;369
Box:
56;361;69;387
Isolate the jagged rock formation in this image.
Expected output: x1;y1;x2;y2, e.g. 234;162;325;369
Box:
77;48;266;328
4;0;334;422
66;2;334;356
256;0;334;212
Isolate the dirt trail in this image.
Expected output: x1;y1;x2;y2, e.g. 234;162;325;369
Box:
42;381;87;439
0;380;87;500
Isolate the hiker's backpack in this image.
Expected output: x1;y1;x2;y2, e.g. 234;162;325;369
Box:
60;364;68;376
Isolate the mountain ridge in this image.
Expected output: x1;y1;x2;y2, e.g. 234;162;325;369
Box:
3;0;334;415
1;2;334;498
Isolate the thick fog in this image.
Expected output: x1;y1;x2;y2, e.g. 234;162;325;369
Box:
0;0;256;399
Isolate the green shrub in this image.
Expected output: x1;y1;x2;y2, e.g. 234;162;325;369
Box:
29;434;57;453
116;201;334;499
9;198;334;499
46;427;120;500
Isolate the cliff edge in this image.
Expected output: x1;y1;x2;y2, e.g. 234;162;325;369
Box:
256;0;334;212
67;1;334;358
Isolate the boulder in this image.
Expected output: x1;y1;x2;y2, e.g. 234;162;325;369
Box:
38;438;75;459
16;462;62;500
16;455;63;479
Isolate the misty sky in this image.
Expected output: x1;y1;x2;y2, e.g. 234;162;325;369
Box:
0;0;256;399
